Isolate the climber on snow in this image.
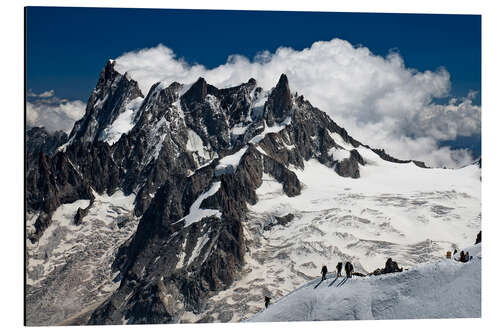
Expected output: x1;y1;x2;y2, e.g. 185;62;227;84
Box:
321;265;328;281
345;261;353;278
336;262;343;277
383;258;403;273
264;296;271;308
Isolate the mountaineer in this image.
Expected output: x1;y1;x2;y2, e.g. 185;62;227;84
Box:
336;262;343;277
321;265;328;281
345;262;353;278
383;258;403;273
264;296;271;308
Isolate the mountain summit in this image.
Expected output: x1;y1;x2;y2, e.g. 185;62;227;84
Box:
26;61;481;325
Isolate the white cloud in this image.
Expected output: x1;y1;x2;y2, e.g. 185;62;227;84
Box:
38;90;55;98
27;96;86;134
27;89;55;98
114;39;481;168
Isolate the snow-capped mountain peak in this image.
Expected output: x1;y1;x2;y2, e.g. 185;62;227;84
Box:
26;61;481;325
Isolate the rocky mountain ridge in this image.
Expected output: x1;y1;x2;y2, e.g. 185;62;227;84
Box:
26;60;433;325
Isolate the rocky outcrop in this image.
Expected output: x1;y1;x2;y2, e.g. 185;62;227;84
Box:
64;142;121;195
262;153;301;196
371;148;428;168
334;150;366;178
26;151;94;242
74;200;93;226
180;78;232;152
68;60;144;144
88;130;304;324
264;213;295;231
26;127;68;155
264;74;293;126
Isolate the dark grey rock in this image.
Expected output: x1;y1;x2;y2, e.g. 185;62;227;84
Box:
371;148;428;168
264;74;293;126
26;127;67;156
68;60;144;144
335;154;360;178
264;213;295;231
74;200;93;226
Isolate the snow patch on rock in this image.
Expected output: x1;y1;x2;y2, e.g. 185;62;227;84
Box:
249;117;291;144
328;147;351;161
186;129;213;166
215;147;248;175
100;96;144;145
177;182;222;228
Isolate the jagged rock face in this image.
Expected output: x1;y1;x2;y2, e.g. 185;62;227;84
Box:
264;74;293;126
219;79;257;126
26;61;432;325
68;60;144;144
26;151;94;242
110;81;200;215
26;127;68;155
64;142;122;195
26;140;126;242
89;138;305;324
182;78;235;152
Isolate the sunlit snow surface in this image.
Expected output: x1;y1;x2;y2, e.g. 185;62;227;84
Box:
26;191;139;326
100;97;144;145
250;244;481;321
176;181;222;228
188;146;480;323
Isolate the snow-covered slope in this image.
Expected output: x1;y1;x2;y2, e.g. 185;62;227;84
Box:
180;147;480;323
249;244;481;322
26;191;139;325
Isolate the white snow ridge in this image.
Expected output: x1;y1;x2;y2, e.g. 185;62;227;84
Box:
249;244;481;321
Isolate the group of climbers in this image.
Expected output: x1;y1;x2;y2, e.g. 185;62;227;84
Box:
447;230;480;263
369;257;404;276
264;231;481;309
265;261;355;308
456;250;472;263
321;261;354;280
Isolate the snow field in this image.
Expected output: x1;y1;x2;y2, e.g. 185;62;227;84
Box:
25;191;140;325
195;148;480;322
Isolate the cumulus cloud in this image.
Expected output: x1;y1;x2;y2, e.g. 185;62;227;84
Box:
26;91;86;133
114;39;480;168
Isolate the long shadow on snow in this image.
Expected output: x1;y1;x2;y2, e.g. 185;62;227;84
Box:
336;276;348;288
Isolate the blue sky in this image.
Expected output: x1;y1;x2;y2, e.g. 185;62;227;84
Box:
26;7;480;102
25;7;481;165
